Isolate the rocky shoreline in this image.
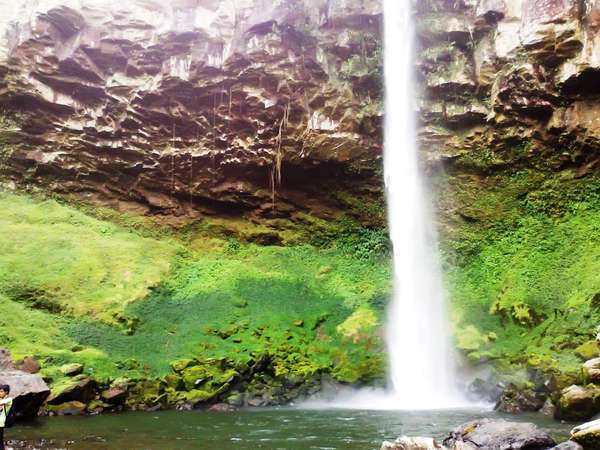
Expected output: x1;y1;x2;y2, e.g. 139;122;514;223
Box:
382;418;600;450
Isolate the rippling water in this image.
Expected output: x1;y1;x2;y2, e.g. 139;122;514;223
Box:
6;408;573;450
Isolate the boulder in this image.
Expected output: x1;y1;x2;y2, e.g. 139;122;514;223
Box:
443;419;555;450
583;358;600;384
556;385;600;421
571;419;600;449
495;384;545;413
576;341;599;361
381;437;447;450
101;387;127;405
47;377;97;405
0;349;50;419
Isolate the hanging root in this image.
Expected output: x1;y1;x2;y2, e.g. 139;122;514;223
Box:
271;102;290;210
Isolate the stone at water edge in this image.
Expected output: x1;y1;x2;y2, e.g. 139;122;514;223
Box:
381;436;448;450
570;418;600;448
0;349;50;419
555;385;600;421
443;419;556;449
551;441;583;450
47;377;97;405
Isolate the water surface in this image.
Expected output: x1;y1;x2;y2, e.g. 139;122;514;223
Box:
7;408;574;450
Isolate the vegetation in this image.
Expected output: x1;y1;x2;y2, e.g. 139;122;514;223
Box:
0;191;391;388
438;166;600;376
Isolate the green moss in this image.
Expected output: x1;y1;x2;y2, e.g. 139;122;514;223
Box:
440;166;600;373
0;191;176;322
0;190;391;390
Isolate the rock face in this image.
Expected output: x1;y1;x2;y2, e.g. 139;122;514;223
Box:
443;419;556;450
416;0;600;175
0;349;50;420
0;0;383;228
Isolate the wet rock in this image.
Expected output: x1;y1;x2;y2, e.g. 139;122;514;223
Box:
551;441;583;450
540;398;556;416
494;384;546;413
59;363;83;377
47;377;97;405
556;385;600;421
571;419;600;448
583;358;600;384
443;419;555;450
47;400;87;416
0;0;384;228
208;403;237;412
381;436;447;449
0;349;50;420
467;377;503;404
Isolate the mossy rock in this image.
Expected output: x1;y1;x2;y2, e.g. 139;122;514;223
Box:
576;341;599;361
162;374;184;390
555;385;600;421
170;359;195;373
47;401;87;416
59;363;84;377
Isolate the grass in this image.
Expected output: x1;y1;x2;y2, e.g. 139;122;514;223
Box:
65;244;392;380
0;192;177;322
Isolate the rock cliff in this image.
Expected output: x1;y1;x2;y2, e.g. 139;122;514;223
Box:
417;0;600;174
0;0;383;226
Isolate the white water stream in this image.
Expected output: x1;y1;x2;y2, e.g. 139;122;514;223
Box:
381;0;462;409
305;0;466;411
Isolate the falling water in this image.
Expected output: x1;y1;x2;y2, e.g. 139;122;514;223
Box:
303;0;466;411
382;0;462;408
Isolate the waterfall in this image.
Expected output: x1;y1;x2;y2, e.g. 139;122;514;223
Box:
382;0;462;408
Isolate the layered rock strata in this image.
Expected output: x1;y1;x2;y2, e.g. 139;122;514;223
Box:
0;0;383;226
417;0;600;174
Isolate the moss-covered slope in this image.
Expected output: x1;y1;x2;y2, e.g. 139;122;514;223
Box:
0;190;391;407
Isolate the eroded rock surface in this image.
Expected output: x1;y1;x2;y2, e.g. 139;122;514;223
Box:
417;0;600;176
0;0;384;228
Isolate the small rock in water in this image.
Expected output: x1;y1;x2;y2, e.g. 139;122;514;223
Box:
208;403;237;412
381;436;447;449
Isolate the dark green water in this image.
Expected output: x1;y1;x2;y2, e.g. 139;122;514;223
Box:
6;408;573;450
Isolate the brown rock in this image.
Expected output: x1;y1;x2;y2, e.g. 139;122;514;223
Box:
0;0;384;228
15;357;41;374
555;385;600;421
101;388;127;405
